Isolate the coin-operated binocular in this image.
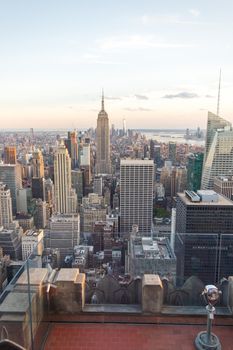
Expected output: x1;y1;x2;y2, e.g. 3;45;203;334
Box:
195;285;222;350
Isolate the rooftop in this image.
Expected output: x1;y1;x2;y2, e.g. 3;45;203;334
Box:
132;237;175;260
178;191;233;206
215;175;233;182
120;159;154;165
44;323;233;350
23;229;43;237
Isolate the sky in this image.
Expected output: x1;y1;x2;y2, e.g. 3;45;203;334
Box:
0;0;233;130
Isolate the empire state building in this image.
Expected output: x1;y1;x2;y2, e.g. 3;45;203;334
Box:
96;92;111;174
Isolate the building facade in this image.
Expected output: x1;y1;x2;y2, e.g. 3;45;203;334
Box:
54;142;77;214
187;153;204;192
214;175;233;200
65;131;78;170
0;164;22;214
175;190;233;284
201;112;233;189
45;213;80;263
4;146;17;165
32;149;44;178
120;159;154;235
0;182;13;228
22;229;44;260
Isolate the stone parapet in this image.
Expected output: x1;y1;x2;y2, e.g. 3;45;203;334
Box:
52;268;85;313
142;274;163;313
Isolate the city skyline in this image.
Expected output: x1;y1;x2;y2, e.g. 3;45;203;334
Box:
1;1;233;129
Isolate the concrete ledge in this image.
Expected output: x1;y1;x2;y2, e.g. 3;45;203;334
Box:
83;304;142;313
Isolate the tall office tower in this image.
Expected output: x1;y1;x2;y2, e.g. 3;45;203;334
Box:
123;118;127;136
175;190;233;284
187;153;204;192
32;177;45;200
120;159;154;235
65;131;78;169
162;166;187;198
80;142;92;188
160;166;172;196
45;213;80;262
80;142;91;166
32;149;44;178
33;199;47;229
214;175;233;200
54;142;77;214
0;182;13;228
93;221;114;261
143;144;149;159
44;178;54;205
168;142;177;165
201;112;233;189
154;145;161;166
96;93;111;175
4;146;16;164
93;175;103;196
16;188;28;213
149;140;155;161
71;169;84;204
0;164;22;214
175;167;187;193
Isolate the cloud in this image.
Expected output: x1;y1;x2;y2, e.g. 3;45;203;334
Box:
97;35;194;50
105;96;122;100
189;9;200;17
205;94;214;98
81;53;125;65
140;14;201;26
124;107;152;112
162;92;199;99
135;94;148;100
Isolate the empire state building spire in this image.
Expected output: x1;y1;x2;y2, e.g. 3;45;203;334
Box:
96;91;111;175
101;89;105;111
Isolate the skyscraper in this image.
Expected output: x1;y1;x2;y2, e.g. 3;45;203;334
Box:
65;131;78;170
0;164;22;214
31;149;45;201
96;92;111;175
4;146;17;164
120;159;154;235
187;153;204;192
0;182;13;228
201;112;233;189
123;118;127;136
168;142;177;165
80;141;92;189
32;149;44;178
214;175;233;200
149;140;155;161
175;190;233;283
54;142;77;214
45;213;80;262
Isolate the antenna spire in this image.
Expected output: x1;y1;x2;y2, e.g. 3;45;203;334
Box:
217;69;221;116
101;88;104;111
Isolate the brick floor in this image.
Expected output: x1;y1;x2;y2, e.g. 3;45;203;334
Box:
44;323;233;350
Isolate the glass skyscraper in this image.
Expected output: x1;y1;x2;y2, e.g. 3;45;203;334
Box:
201;112;233;189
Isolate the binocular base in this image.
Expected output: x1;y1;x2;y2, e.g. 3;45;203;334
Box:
195;331;221;350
